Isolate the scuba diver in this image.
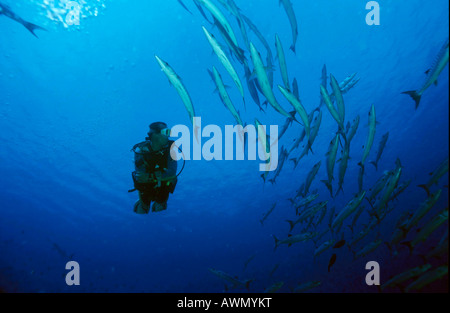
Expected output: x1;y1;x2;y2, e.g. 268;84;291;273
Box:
130;122;178;214
0;2;46;38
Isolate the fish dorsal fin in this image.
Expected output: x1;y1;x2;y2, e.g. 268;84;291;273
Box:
425;69;431;75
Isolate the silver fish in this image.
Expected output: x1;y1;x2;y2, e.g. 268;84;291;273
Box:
0;2;46;38
402;38;449;109
279;0;298;53
370;132;389;171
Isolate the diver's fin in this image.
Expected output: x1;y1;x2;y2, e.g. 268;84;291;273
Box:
133;200;150;214
152;201;167;212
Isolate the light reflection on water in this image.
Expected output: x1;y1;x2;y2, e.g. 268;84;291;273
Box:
38;0;106;28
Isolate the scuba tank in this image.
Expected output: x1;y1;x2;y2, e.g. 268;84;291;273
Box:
128;140;185;193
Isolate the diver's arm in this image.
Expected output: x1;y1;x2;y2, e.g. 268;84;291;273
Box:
162;156;177;181
150;157;177;189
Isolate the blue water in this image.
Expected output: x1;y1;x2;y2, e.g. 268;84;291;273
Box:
0;0;448;293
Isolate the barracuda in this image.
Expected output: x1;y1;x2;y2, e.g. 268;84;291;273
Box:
208;66;244;128
278;85;311;146
203;26;245;104
330;74;345;124
272;231;318;250
332;190;366;230
381;264;432;291
250;42;292;119
320;84;345;132
359;104;376;167
155;55;199;143
279;0;298;53
418;156;449;196
197;0;239;49
370;132;389;171
208;268;252;291
0;2;46;38
321;133;340;197
275;34;291;90
402;38;449;109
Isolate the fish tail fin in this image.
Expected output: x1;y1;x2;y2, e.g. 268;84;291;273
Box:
384;241;393;254
290;157;299;169
23;21;46;38
400;241;413;255
245;280;252;291
373;212;381;224
365;197;378;219
417;184;431;197
260;173;266;184
339;128;348;146
272;235;280;251
401;90;421;109
307;140;314;154
347;224;354;233
370;161;378;171
292;116;302;125
335;185;344;197
288;110;296;119
287;198;295;206
290;44;296;54
321;180;333;197
286;220;295;233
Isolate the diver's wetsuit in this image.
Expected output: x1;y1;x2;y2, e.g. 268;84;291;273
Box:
132;139;177;213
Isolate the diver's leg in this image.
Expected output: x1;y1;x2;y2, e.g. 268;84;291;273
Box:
134;190;151;214
151;186;170;212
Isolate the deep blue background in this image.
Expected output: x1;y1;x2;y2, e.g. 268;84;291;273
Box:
0;0;448;293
